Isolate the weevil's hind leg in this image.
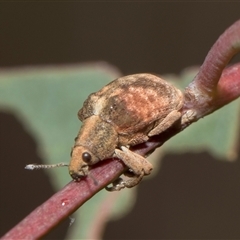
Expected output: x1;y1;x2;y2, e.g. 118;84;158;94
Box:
148;110;181;136
105;146;153;191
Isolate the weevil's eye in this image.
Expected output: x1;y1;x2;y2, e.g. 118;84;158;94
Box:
82;152;92;163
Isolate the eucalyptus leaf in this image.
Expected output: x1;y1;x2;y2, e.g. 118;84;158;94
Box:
0;64;239;240
0;63;140;239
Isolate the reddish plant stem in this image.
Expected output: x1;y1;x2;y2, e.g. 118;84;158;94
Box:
2;159;127;240
215;63;240;108
2;67;239;240
1;20;240;239
184;19;240;117
195;20;240;93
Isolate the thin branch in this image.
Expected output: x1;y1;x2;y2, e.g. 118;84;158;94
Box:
183;19;240;122
214;63;240;108
2;159;126;240
1;20;240;239
194;20;240;93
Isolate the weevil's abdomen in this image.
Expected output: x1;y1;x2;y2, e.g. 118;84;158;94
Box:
98;74;182;133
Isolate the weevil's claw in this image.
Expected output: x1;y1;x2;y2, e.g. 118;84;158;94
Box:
105;178;126;191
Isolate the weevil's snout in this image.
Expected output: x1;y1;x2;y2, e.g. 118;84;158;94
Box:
69;145;99;181
69;171;84;181
69;163;89;181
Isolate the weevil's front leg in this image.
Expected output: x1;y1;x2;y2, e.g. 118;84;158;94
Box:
106;146;153;191
148;110;181;136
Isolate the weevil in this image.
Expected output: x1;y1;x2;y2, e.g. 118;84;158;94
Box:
69;73;183;191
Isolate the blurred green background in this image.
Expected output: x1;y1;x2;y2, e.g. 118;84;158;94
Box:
0;3;240;239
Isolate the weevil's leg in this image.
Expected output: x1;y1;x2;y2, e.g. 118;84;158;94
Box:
105;146;153;191
105;178;126;191
116;146;153;176
148;110;181;136
107;175;145;191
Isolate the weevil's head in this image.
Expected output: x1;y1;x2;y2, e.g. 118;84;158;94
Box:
69;145;100;181
69;115;118;181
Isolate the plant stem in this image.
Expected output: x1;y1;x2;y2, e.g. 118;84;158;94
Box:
2;159;126;240
1;20;240;240
183;19;240;121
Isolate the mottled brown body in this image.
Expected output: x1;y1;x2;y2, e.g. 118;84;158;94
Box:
69;73;183;190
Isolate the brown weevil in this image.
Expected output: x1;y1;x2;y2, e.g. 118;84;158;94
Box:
69;73;183;191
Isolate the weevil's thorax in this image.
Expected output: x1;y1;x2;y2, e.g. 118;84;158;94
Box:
74;115;118;161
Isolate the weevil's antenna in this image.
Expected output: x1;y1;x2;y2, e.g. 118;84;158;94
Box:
25;163;99;186
25;163;68;170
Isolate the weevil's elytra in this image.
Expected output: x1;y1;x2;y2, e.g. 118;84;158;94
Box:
69;73;183;190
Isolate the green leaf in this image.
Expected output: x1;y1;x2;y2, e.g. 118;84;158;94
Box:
0;63;136;239
0;64;239;239
0;63;120;188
